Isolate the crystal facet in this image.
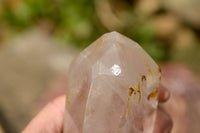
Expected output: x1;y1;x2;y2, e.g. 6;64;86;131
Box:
64;31;161;133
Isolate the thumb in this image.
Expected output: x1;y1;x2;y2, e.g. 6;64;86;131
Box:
22;95;65;133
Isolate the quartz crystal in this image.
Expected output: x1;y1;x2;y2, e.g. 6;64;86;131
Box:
64;31;161;133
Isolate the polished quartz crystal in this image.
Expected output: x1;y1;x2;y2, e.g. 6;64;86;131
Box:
64;31;161;133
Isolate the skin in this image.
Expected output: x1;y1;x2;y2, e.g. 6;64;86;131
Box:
22;85;172;133
160;63;200;133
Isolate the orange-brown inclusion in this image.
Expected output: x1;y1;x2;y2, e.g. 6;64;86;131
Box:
141;75;146;81
129;87;134;96
148;68;152;74
137;82;141;103
147;88;159;100
125;75;147;119
125;87;134;119
128;85;141;103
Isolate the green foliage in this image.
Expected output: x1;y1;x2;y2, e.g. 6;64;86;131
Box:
0;0;168;61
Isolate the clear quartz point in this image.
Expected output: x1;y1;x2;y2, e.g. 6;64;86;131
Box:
64;31;161;133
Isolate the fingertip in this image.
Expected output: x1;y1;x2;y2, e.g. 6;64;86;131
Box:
154;106;173;133
159;85;170;103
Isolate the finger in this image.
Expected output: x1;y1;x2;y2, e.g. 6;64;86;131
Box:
22;95;66;133
158;84;170;103
154;106;173;133
64;108;79;133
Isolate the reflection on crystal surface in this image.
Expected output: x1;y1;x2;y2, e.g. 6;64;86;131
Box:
111;64;121;76
64;31;161;133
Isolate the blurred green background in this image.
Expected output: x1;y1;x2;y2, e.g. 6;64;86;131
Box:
0;0;200;132
0;0;200;63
